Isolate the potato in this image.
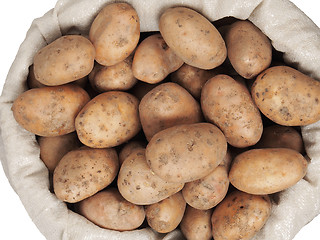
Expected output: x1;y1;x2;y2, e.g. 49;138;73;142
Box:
180;206;213;240
159;7;226;70
132;34;183;84
219;149;233;171
170;64;219;99
117;148;184;205
88;63;103;83
33;35;95;86
89;3;140;66
255;125;304;153
182;166;229;210
251;66;320;126
201;74;263;148
146;123;227;183
38;132;81;172
27;65;46;88
77;188;145;231
211;190;272;240
89;55;137;92
225;20;272;79
28;68;88;89
118;141;146;165
75;91;140;148
139;82;202;141
12;84;90;137
145;192;186;233
53;147;119;203
229;148;308;195
28;63;88;89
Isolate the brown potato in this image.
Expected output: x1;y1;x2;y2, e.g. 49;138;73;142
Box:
170;64;219;99
33;35;95;86
28;65;88;89
180;206;213;240
225;20;272;79
89;55;137;92
145;192;186;233
146;123;227;183
117;148;184;205
77;188;145;231
251;66;320;126
12;84;90;137
27;65;46;89
182;166;229;210
38;132;81;172
75;91;141;148
53;147;119;203
118;141;146;165
132;34;183;84
255;125;304;153
28;63;89;89
139;82;202;141
89;3;140;66
211;190;272;240
219;149;233;171
229;148;308;195
159;7;226;69
88;63;103;83
201;74;263;148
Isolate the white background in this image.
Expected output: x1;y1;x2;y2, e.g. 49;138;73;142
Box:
0;0;319;239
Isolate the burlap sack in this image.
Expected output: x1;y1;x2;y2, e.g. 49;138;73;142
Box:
0;0;320;239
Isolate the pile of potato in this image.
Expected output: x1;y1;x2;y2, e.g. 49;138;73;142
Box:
11;2;320;240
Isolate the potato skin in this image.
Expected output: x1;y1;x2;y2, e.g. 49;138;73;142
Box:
27;65;46;88
251;66;320;126
89;55;137;92
145;192;186;233
180;206;213;240
225;20;272;79
139;82;202;141
201;74;263;148
159;7;226;69
89;3;140;66
171;64;218;99
182;166;229;210
12;84;90;137
53;147;119;203
132;34;183;84
33;35;95;86
146;123;227;183
255;125;304;153
38;132;81;172
117;148;184;205
75;91;141;148
229;148;308;195
77;188;145;231
118;141;146;165
28;64;88;89
219;149;233;171
211;190;271;240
